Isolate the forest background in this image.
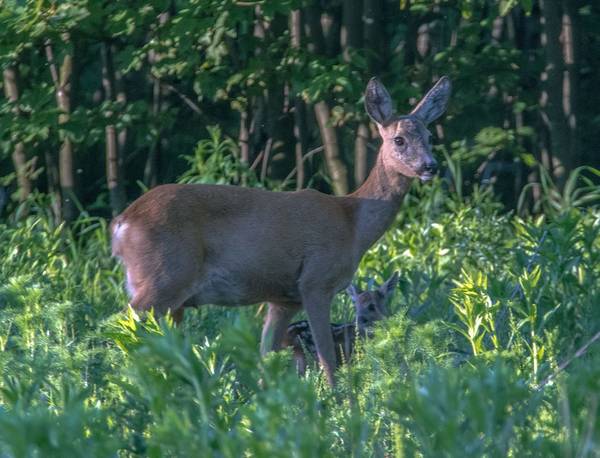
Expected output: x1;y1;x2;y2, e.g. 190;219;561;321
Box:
1;0;597;218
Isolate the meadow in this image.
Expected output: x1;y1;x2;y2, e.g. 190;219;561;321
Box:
1;167;599;457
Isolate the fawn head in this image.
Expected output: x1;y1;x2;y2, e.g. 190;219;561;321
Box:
347;272;399;331
365;77;451;182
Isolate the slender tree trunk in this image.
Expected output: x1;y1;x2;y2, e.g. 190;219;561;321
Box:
539;0;571;181
354;123;370;185
357;0;383;187
304;2;348;195
561;0;580;164
239;108;250;185
314;100;348;195
341;0;362;61
2;66;32;207
144;77;161;187
304;4;325;54
363;0;384;73
251;5;270;180
342;0;367;189
45;37;76;222
293;98;308;190
290;9;308;190
321;9;341;57
115;63;128;198
144;10;171;188
101;42;126;215
44;149;61;221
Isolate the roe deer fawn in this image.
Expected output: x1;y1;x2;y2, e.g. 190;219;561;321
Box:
284;272;399;374
111;77;451;385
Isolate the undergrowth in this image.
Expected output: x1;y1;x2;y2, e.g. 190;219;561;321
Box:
1;175;599;457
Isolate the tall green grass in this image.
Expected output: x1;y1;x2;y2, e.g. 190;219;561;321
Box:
1;173;599;456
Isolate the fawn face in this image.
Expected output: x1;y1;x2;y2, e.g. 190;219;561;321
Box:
347;272;399;332
365;77;451;182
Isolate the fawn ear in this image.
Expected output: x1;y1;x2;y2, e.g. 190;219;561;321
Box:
346;284;361;302
379;271;399;297
365;77;395;126
410;76;451;125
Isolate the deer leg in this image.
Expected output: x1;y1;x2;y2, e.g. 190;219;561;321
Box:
170;296;201;325
129;282;192;320
302;293;336;386
260;303;300;355
171;307;185;324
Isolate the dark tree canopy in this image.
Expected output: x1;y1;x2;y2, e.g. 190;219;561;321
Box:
1;0;598;220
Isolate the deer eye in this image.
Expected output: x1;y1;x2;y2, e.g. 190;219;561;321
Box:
394;137;405;146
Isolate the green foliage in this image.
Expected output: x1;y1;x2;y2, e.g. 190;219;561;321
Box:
1;175;600;455
519;166;600;217
179;126;261;186
449;270;500;355
5;0;595;215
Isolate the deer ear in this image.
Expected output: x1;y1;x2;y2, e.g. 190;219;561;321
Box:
379;271;399;296
365;77;394;126
410;76;451;125
346;284;361;302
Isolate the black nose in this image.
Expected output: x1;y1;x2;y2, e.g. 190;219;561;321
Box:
424;161;438;175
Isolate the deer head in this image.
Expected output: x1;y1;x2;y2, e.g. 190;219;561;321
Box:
347;271;399;332
364;77;451;182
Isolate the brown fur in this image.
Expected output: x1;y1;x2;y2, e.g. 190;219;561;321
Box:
111;77;451;385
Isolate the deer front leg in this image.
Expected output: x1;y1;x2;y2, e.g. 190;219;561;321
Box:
302;293;336;386
260;303;300;355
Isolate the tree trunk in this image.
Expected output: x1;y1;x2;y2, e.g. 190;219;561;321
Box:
115;62;128;200
144;77;161;188
342;0;364;189
341;0;362;61
561;0;580;165
293;98;308;190
321;9;341;58
45;37;77;222
539;0;571;181
304;4;325;54
2;66;32;207
239;108;250;185
290;9;308;190
363;0;384;73
44;148;61;222
314;100;348;195
101;42;126;215
356;0;383;187
354;123;370;186
144;10;171;188
304;2;347;195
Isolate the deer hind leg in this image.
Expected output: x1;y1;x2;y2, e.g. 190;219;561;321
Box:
171;307;185;324
301;291;336;386
129;282;192;319
126;260;198;317
121;230;203;318
260;303;301;356
170;296;203;325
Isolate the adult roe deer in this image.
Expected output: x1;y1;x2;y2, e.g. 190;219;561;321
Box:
284;272;399;375
111;77;451;385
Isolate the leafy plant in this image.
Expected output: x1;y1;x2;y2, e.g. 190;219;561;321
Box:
519;165;600;217
179;126;261;186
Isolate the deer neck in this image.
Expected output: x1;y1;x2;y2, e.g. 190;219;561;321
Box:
349;150;412;255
